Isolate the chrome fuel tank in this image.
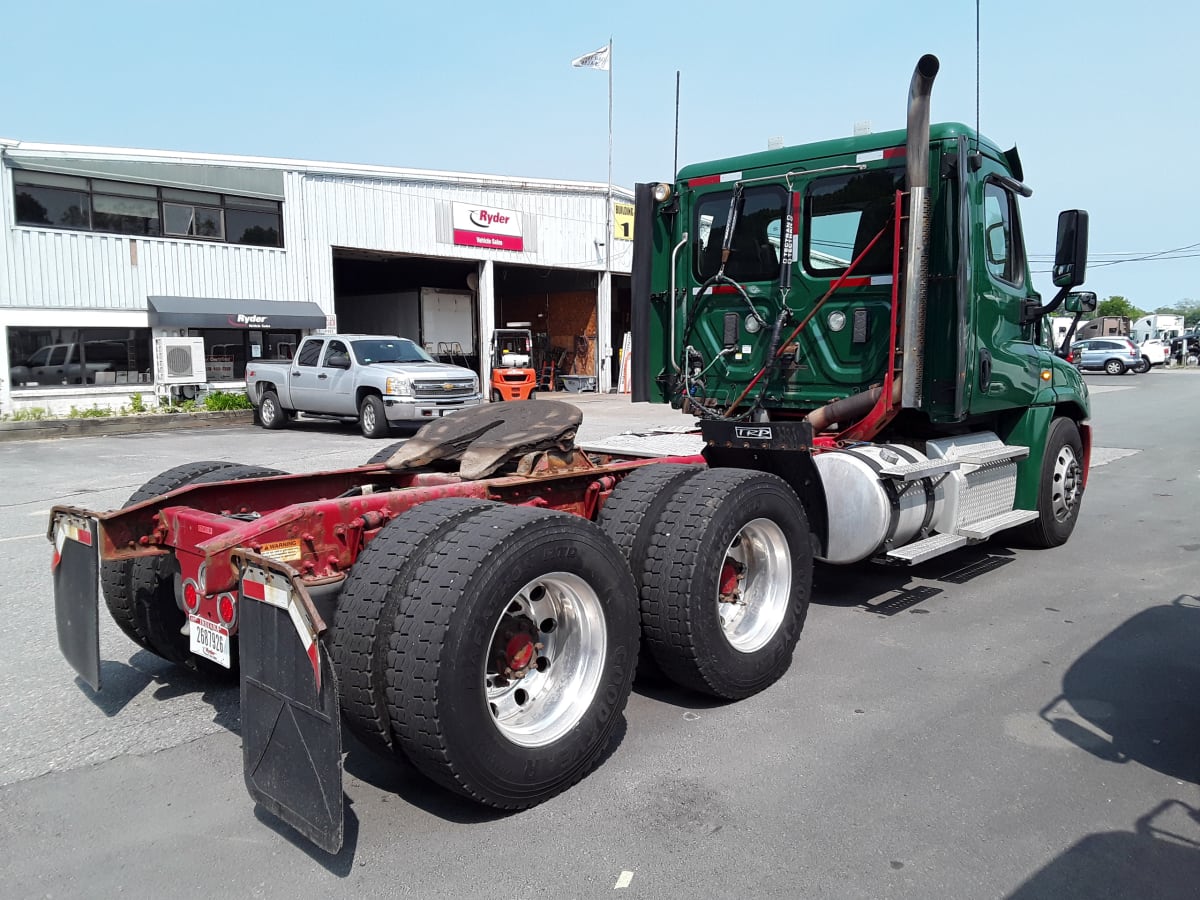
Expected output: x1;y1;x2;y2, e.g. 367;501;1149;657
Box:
814;444;947;564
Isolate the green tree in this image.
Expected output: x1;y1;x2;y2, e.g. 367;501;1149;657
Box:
1092;295;1145;320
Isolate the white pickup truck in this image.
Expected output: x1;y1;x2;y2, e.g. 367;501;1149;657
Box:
245;334;482;437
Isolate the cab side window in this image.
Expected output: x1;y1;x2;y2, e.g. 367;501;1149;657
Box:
296;340;323;367
982;182;1025;287
322;340;349;366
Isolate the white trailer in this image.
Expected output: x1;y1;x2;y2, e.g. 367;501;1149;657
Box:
1131;314;1185;343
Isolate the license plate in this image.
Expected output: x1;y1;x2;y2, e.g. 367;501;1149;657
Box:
189;614;231;668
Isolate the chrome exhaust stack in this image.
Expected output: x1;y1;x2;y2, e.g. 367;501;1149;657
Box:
900;53;939;410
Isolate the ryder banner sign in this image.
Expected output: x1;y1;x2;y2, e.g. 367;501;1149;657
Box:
452;202;525;251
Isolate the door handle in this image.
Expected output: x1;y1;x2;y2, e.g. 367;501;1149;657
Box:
318;373;328;379
979;349;992;391
291;371;301;377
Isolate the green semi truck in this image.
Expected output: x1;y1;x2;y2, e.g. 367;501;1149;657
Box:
47;53;1095;853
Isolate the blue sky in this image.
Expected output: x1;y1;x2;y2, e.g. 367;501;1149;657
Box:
4;0;1196;308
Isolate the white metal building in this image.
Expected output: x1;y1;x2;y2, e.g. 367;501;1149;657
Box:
0;138;633;416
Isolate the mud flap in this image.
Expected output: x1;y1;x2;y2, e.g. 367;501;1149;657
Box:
50;514;101;691
235;553;344;854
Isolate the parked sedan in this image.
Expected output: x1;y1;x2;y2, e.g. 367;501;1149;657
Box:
1070;337;1142;375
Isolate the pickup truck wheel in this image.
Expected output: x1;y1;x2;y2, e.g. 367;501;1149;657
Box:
1018;417;1084;549
329;498;493;754
640;469;811;700
107;464;286;676
1103;359;1126;375
257;390;289;429
597;463;706;681
384;506;639;807
359;394;389;439
1133;357;1150;374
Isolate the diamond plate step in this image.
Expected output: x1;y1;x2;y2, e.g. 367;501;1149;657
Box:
957;509;1039;539
877;459;960;481
954;445;1030;466
885;533;968;564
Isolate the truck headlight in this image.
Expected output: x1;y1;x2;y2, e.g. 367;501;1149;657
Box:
384;377;411;396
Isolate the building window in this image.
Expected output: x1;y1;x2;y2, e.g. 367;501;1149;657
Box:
11;171;283;247
7;326;152;387
187;328;302;380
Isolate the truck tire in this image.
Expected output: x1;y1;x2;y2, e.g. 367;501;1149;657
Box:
106;464;286;675
257;390;289;429
101;460;241;653
329;498;493;754
384;506;639;807
1133;356;1150;374
1018;417;1084;549
640;468;811;700
359;394;389;439
597;462;705;680
363;440;407;466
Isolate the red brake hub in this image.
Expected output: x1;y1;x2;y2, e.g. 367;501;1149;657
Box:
506;633;535;672
719;561;740;596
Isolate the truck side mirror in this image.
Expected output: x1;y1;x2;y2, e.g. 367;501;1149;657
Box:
327;352;351;369
1052;209;1089;288
1064;291;1097;314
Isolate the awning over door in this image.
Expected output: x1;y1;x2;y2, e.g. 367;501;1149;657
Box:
148;296;327;330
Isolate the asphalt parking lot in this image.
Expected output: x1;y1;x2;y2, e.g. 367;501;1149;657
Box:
1;371;1198;899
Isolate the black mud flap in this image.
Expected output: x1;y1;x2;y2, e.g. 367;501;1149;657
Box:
235;552;344;854
50;513;101;691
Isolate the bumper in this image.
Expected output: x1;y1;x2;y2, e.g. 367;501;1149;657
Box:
383;395;482;422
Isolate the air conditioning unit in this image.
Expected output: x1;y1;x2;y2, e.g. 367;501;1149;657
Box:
153;337;207;384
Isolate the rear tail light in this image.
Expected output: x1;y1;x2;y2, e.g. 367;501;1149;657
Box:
182;579;201;613
216;592;237;627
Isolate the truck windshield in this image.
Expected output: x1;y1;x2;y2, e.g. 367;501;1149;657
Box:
351;339;434;364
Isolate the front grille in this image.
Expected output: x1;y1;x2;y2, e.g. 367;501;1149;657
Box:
413;379;477;399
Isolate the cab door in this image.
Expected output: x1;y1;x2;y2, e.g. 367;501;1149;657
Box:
966;167;1041;414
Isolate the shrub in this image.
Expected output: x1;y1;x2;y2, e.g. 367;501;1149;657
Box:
11;407;48;421
203;390;253;411
129;393;146;414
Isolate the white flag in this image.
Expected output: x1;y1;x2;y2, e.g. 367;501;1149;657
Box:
571;44;610;71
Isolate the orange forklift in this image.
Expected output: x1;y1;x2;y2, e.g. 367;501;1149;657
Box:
489;328;538;401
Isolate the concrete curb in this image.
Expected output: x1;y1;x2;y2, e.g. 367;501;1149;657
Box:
0;410;256;443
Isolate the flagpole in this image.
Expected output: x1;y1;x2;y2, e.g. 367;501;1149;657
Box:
605;37;613;276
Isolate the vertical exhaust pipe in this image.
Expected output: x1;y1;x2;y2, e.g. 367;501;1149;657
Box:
899;54;939;409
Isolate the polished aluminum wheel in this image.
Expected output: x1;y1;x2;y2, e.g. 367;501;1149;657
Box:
484;572;607;748
715;517;792;653
1050;443;1082;523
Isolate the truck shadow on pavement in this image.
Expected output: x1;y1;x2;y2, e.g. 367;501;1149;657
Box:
80;652;240;734
1039;595;1200;785
812;544;1018;615
1005;799;1200;900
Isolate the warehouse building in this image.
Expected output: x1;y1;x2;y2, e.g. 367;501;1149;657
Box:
0;138;633;416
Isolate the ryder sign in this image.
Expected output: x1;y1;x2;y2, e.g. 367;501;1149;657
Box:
452;202;524;251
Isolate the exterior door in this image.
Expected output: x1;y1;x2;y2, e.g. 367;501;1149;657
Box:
287;338;326;411
967;169;1041;414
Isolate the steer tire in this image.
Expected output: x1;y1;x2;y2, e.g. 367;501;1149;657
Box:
597;462;705;681
329;498;494;754
640;468;812;700
101;460;241;653
1133;357;1150;374
359;394;390;439
257;390;289;429
363;440;407;466
1017;417;1085;549
384;506;639;808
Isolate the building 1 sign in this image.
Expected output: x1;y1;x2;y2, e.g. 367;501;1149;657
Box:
452;202;524;251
